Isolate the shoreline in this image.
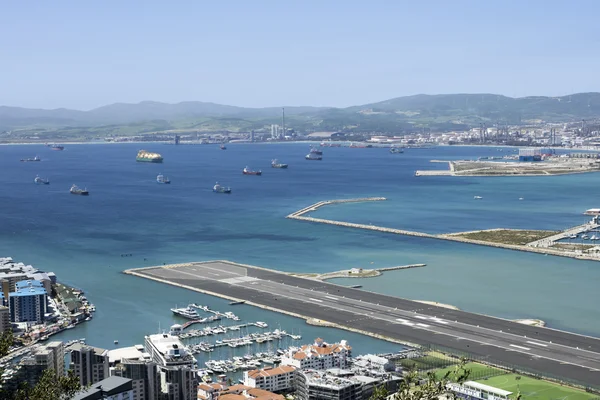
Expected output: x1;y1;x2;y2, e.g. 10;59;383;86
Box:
289;264;426;280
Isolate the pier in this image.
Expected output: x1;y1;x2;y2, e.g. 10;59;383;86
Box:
124;260;600;387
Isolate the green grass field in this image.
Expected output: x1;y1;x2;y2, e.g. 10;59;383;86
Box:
432;362;505;381
476;374;598;400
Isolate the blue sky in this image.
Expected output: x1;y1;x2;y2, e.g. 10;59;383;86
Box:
1;0;599;110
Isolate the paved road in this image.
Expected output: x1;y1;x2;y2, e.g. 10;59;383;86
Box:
136;261;600;388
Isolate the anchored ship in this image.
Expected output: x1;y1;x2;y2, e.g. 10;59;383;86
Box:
51;144;64;151
243;166;262;175
156;174;171;184
213;182;232;194
136;150;163;163
70;184;89;196
20;156;40;162
310;146;323;155
390;147;404;154
271;159;288;169
34;175;49;185
305;153;322;160
220;144;227;150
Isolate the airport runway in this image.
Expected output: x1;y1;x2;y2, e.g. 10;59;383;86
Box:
131;261;600;388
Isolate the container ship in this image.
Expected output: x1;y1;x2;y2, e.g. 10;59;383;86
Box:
136;150;163;163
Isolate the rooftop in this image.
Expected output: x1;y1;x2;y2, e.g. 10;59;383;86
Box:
463;381;513;397
247;365;296;379
70;343;108;357
9;286;47;297
108;345;147;363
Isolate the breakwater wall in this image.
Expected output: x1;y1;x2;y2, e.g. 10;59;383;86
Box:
287;198;600;263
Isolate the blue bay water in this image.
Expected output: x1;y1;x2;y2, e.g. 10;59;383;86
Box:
0;143;599;353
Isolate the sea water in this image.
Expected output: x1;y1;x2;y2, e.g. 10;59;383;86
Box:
0;143;598;354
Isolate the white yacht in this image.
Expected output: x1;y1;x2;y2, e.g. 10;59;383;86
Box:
171;304;200;319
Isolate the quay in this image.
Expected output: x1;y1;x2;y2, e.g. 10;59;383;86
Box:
287;198;600;262
124;260;600;388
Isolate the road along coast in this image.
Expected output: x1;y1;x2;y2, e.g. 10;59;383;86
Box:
124;260;600;388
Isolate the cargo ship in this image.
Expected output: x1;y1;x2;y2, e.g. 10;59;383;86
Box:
243;166;262;175
34;175;49;185
213;182;232;194
271;159;288;169
310;146;323;155
305;153;322;160
70;184;89;196
136;150;163;163
156;174;171;184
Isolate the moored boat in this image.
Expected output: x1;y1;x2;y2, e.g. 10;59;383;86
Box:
70;184;89;196
171;305;201;320
34;175;50;185
271;159;288;169
136;150;163;163
242;166;262;175
213;182;232;194
156;174;171;184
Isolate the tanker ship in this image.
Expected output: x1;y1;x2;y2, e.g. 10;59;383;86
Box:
136;150;163;163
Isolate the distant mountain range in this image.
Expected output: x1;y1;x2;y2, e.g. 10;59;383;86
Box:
2;93;600;135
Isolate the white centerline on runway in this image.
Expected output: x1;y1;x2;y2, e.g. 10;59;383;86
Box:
527;341;548;347
308;298;323;303
325;296;338;300
416;323;430;328
414;315;429;320
509;344;531;351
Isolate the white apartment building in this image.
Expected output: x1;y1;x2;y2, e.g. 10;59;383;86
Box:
280;338;351;370
243;365;296;392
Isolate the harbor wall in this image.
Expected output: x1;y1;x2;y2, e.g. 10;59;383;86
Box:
287;198;600;263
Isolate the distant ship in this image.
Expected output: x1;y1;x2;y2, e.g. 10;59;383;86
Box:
474;196;483;200
243;166;262;175
171;305;201;319
20;156;40;162
310;146;323;155
156;174;171;184
220;144;227;150
305;153;322;160
51;144;64;151
390;147;404;154
70;184;89;196
213;182;231;194
271;159;288;169
136;150;163;163
34;175;49;185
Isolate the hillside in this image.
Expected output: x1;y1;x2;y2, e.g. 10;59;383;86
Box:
2;93;600;139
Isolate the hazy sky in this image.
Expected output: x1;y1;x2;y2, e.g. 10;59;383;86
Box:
1;0;599;110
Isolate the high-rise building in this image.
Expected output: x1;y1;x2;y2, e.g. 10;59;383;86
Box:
70;343;110;387
45;341;66;377
8;280;47;324
144;333;198;400
11;341;66;389
0;305;10;333
109;344;160;400
72;376;134;400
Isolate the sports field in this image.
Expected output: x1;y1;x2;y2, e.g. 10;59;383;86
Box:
476;374;597;400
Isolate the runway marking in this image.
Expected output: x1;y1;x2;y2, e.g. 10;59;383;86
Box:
430;317;449;324
509;344;531;351
325;296;338;300
527;341;548;347
414;315;429;320
416;323;430;328
308;298;323;303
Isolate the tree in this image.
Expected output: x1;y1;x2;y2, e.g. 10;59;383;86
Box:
392;358;471;400
0;329;14;358
10;368;81;400
370;384;390;400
